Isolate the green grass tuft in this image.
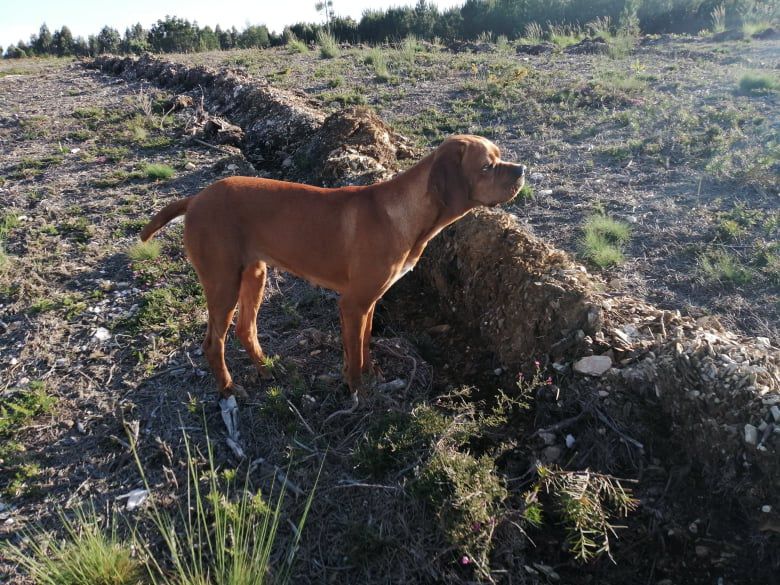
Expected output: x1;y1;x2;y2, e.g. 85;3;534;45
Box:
698;249;752;284
2;507;144;585
738;72;778;94
317;30;339;59
127;240;161;261
0;381;55;436
580;214;630;268
142;163;175;181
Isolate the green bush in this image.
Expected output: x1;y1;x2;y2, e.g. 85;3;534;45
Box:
316;30;338;59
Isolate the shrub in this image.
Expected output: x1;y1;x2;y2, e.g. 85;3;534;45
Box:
525;465;637;562
285;30;308;53
316;30;338;59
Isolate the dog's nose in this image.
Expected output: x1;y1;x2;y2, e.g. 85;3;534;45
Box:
512;164;527;177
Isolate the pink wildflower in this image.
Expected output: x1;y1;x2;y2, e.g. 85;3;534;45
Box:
460;556;470;566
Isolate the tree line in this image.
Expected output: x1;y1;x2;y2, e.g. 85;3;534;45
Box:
3;0;776;58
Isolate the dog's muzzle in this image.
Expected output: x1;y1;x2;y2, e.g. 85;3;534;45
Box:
512;164;527;178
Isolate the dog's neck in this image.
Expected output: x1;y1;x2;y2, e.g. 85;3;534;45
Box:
383;154;474;234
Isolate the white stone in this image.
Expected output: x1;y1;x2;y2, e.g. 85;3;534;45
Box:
761;505;772;513
573;355;612;376
93;327;111;342
565;434;576;448
770;405;780;422
744;424;758;446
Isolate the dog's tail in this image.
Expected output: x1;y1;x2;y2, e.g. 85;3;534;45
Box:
140;197;191;242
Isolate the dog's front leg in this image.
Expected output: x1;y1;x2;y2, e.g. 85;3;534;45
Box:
360;301;382;384
338;297;371;394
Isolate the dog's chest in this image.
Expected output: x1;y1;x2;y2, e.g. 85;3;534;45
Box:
387;259;417;288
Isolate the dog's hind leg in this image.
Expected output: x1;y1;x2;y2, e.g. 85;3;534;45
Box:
201;276;244;399
360;301;380;383
236;261;273;380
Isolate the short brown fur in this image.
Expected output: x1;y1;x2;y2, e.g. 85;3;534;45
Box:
140;135;526;398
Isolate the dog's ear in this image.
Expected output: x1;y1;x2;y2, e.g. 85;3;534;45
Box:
428;140;469;210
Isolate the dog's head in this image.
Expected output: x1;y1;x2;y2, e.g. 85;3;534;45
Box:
428;135;526;211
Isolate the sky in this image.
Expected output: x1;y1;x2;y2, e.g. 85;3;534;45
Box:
0;0;465;49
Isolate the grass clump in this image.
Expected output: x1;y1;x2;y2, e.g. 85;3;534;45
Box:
316;30;339;59
142;163;175;181
127;240;161;261
3;507;145;585
3;426;319;584
0;212;19;271
132;428;318;584
364;47;391;82
0;381;55;497
286;31;308;53
738;71;779;94
698;249;752;284
0;381;55;436
517;183;534;199
580;214;631;268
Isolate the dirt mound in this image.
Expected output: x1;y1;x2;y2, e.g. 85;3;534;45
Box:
88;54;324;172
419;208;599;367
289;106;419;186
564;37;610;55
421;207;780;520
753;27;779;40
516;42;556;55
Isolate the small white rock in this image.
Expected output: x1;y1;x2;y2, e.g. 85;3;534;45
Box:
493;367;503;376
744;424;758;446
770;405;780;422
565;434;576;448
761;505;772;513
540;189;553;196
9;357;17;365
93;327;111;342
530;172;544;181
573;355;612;377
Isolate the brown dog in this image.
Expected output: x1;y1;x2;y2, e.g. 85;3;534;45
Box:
140;135;526;398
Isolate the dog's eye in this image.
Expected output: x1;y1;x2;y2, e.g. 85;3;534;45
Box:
481;164;492;173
